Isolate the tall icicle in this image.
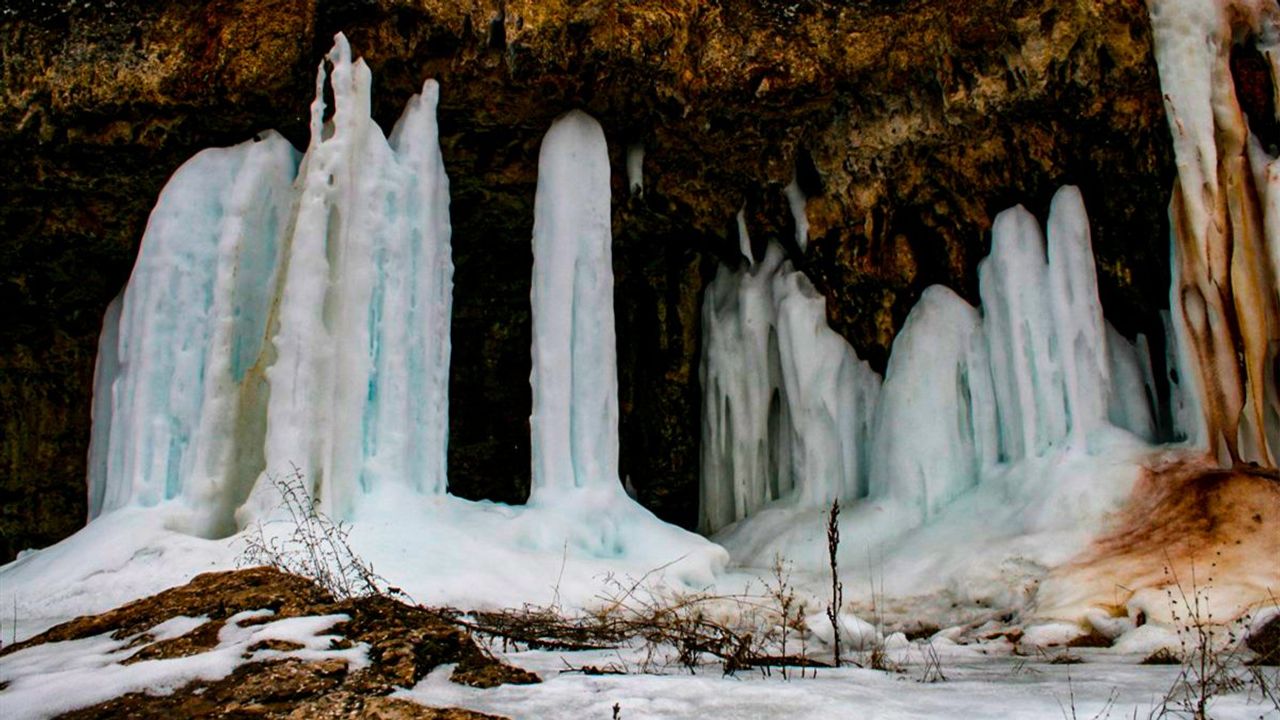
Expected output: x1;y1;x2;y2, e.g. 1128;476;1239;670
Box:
1148;0;1280;466
980;204;1066;462
1047;186;1111;445
87;294;123;520
528;109;619;496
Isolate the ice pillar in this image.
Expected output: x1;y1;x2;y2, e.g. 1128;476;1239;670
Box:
529;110;619;496
1148;0;1280;466
247;34;454;524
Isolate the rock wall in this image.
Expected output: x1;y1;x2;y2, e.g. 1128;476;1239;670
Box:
0;0;1173;559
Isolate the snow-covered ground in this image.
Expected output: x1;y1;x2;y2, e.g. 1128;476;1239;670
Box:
403;645;1277;720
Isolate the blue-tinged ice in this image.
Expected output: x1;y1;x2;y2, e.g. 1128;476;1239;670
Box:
95;134;298;535
528;109;618;496
869;285;997;522
700;215;880;534
89;34;453;534
245;35;454;524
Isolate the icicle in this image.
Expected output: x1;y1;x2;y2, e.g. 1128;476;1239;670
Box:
700;224;881;534
529;109;618;496
626;143;644;197
1047;186;1110;445
86;294;122;520
783;178;810;252
979;205;1065;462
1106;324;1157;442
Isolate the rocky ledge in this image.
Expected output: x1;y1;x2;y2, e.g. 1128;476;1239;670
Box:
0;567;536;718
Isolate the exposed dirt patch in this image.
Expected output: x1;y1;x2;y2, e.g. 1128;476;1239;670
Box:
1036;455;1280;623
2;567;532;718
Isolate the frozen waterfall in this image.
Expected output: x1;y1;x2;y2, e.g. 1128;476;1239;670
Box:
87;35;453;536
1146;0;1280;466
704;185;1160;552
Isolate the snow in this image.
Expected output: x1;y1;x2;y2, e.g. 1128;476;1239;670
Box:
397;646;1270;720
0;610;365;720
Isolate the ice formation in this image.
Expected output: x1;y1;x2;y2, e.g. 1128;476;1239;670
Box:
529;110;619;497
706;185;1161;567
86;35;454;536
699;234;880;534
1148;0;1280;465
10;1;1280;644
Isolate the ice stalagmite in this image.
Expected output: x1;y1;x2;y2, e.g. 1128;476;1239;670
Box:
869;286;997;522
980;204;1066;462
246;35;453;524
528;110;619;496
1047;187;1111;446
1147;0;1280;466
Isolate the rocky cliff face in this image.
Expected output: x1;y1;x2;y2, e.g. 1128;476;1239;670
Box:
0;0;1173;559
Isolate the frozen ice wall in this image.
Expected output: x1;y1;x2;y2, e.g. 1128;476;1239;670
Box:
92;133;298;537
246;36;454;524
705;185;1161;553
90;34;454;535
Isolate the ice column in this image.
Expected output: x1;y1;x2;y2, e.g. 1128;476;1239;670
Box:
528;110;619;496
700;216;880;534
247;35;453;523
1047;187;1111;445
1148;0;1280;466
978;186;1127;461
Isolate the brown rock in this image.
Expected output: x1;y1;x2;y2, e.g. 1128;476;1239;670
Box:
4;567;533;718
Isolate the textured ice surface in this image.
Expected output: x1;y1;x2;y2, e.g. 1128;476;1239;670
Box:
709;186;1164;611
870;285;997;522
700;239;879;534
530;110;619;497
86;35;454;535
93;133;298;536
248;37;454;525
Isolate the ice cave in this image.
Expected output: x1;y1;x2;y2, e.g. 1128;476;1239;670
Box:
2;0;1280;717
